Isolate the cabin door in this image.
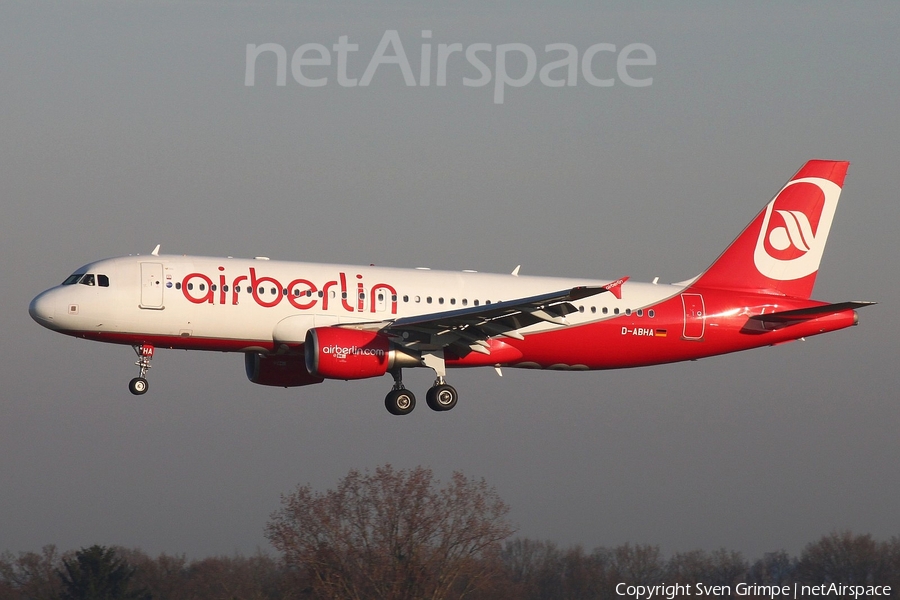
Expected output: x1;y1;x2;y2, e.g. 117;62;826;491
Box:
681;293;705;340
140;262;164;309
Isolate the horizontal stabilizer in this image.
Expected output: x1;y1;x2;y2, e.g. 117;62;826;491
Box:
749;301;875;324
743;301;875;332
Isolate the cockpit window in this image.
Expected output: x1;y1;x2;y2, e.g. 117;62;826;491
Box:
61;272;110;287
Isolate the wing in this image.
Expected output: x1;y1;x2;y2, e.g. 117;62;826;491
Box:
340;278;628;357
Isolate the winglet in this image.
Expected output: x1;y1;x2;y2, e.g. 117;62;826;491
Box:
511;265;521;277
567;279;629;302
602;276;629;300
151;244;161;256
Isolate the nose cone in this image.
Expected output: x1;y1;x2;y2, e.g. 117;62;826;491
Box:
29;289;58;329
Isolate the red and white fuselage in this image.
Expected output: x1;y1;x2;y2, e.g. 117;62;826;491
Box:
28;160;872;414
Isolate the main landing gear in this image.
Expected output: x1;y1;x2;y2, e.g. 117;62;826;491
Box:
426;377;458;412
128;344;154;395
384;371;458;416
385;370;416;416
384;350;459;416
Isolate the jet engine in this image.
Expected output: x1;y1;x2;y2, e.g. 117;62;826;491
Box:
305;327;418;380
245;352;324;387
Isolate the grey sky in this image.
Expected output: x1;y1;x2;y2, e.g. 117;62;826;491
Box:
1;1;897;559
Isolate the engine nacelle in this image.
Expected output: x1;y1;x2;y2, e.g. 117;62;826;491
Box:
245;352;324;387
305;327;413;380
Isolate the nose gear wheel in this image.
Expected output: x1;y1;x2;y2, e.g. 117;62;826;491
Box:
129;344;154;395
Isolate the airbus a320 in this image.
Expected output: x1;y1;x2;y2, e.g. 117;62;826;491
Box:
29;160;873;415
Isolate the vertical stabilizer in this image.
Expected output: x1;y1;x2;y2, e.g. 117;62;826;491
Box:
692;160;849;298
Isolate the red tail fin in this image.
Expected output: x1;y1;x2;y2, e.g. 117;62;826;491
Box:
691;160;849;298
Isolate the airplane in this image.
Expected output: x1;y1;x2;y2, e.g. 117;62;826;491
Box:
29;160;873;415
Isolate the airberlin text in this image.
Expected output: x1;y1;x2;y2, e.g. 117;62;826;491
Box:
181;267;398;315
323;345;385;360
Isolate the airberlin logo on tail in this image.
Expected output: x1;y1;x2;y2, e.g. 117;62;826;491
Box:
753;177;842;281
769;209;816;253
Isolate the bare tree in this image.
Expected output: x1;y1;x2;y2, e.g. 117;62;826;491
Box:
611;543;665;585
665;548;747;586
0;546;64;600
796;531;892;585
747;550;796;585
266;465;514;600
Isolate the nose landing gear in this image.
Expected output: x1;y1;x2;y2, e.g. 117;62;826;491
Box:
129;344;154;395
